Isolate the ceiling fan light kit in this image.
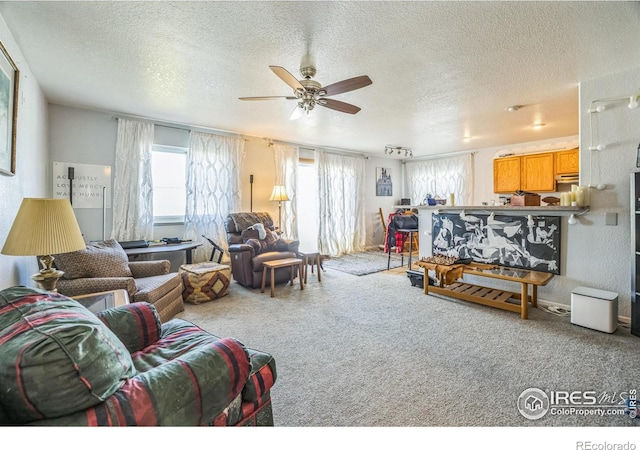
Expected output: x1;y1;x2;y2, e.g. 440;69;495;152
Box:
239;63;372;119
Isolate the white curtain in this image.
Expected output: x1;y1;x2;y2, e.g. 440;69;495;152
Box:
273;143;299;239
316;150;366;257
111;118;154;241
184;131;245;263
405;153;474;206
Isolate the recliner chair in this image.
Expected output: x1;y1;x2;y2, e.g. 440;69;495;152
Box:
225;212;300;289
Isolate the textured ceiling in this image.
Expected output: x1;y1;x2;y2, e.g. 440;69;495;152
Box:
1;1;639;157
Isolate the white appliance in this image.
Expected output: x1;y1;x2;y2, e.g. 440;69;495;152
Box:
571;287;618;333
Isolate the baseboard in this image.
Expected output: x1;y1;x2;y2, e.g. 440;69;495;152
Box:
537;298;631;325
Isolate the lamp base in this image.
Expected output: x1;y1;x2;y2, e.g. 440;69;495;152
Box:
32;268;65;292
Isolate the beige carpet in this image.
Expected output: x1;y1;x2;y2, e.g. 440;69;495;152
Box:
177;265;640;428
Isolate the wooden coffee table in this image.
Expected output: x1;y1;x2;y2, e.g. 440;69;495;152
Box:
260;258;304;297
417;261;553;319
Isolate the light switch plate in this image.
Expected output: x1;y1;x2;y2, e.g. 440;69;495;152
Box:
605;212;618;226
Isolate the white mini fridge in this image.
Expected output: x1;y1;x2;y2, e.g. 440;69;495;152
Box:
571;287;618;333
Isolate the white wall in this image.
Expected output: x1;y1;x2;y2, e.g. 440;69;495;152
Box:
49;104;117;242
569;65;640;318
365;156;403;248
0;17;49;289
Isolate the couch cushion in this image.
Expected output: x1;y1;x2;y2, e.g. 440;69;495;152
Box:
0;287;136;423
242;348;277;403
226;212;274;234
134;272;181;304
251;251;297;272
54;239;133;279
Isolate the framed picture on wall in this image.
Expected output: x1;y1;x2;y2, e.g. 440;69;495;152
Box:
0;40;19;176
376;167;392;196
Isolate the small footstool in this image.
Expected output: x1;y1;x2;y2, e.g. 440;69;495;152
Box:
179;262;231;304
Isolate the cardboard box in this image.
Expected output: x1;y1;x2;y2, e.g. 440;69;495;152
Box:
510;194;540;206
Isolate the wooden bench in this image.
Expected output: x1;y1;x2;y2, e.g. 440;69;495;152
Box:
260;258;304;298
416;261;553;319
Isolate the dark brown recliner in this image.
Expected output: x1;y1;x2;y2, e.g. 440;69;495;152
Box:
225;212;300;289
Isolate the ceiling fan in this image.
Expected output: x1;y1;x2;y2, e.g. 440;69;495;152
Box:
239;64;372;120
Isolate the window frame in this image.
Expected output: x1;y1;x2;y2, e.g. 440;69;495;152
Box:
151;144;188;224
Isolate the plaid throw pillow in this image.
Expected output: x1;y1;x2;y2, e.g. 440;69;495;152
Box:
54;239;133;279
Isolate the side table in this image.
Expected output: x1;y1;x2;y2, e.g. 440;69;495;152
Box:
72;289;130;314
261;258;304;297
298;250;322;284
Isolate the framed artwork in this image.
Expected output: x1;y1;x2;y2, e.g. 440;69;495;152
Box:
0;40;18;176
376;167;392;196
432;212;561;274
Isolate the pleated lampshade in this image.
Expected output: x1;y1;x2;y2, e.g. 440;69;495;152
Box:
269;185;290;202
1;198;86;256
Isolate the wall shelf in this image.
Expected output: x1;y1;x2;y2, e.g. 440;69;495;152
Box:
395;205;589;217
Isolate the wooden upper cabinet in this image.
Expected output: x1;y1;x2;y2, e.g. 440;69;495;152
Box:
521;153;556;192
494;157;521;193
555;148;579;175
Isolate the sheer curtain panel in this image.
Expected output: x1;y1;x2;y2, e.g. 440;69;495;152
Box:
316;150;366;257
273;143;299;239
111;118;154;241
405;153;474;206
184;131;245;263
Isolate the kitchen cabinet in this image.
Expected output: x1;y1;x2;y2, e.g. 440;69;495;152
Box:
494;150;576;193
521;152;555;192
555;148;579;175
493;157;521;194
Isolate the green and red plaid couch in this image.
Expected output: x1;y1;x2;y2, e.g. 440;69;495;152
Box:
0;286;276;426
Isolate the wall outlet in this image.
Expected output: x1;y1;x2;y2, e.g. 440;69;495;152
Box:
605;212;618;226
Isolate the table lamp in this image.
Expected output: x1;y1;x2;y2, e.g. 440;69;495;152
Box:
269;185;290;231
1;198;86;291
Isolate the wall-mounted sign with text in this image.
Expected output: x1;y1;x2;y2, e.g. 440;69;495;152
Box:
53;162;112;209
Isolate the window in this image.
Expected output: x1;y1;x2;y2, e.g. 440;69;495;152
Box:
151;145;187;223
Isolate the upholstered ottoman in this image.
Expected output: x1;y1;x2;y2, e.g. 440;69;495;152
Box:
179;262;231;304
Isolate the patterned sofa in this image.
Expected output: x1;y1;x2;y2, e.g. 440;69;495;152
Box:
0;286;276;426
52;239;184;322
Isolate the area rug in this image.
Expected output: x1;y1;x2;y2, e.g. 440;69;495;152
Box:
322;250;405;276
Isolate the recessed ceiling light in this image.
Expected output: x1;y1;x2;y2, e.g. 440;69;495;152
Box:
532;123;546;130
505;105;523;112
463;135;472;142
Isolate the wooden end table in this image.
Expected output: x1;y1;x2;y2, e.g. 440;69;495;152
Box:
72;289;130;313
260;258;304;297
298;250;322;284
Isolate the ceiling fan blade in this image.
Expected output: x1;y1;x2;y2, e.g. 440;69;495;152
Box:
239;96;297;101
319;99;361;114
322;75;372;97
270;66;305;91
290;105;305;121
